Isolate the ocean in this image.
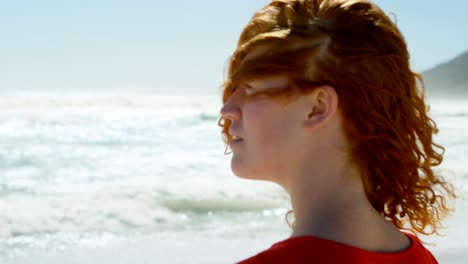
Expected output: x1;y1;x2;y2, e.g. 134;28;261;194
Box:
0;93;467;263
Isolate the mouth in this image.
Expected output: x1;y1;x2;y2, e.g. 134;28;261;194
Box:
231;136;244;144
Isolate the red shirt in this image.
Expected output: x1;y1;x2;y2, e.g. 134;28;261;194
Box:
237;233;438;263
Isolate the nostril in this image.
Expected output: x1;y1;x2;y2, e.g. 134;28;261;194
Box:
220;109;231;119
220;106;228;116
220;104;241;120
220;103;231;116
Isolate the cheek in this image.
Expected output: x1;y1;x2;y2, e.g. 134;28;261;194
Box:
244;102;290;149
244;102;275;139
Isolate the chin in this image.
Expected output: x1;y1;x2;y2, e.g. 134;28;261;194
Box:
231;160;253;180
231;163;249;179
231;159;273;182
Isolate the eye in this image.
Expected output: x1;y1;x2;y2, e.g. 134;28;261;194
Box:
244;87;256;96
241;82;261;97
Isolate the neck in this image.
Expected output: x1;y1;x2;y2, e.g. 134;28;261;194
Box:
287;159;369;237
284;157;410;252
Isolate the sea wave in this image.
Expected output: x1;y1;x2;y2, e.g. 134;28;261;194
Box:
0;94;221;110
0;187;286;238
159;196;282;214
0;108;221;146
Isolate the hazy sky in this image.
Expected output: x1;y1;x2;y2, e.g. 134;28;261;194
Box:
1;0;467;94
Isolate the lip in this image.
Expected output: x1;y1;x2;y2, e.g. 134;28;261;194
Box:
230;138;244;146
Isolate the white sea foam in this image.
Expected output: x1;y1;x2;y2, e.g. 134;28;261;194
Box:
0;183;287;238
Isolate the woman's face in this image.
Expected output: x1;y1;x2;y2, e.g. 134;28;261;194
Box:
220;74;308;183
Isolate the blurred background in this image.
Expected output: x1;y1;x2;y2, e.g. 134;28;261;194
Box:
0;0;467;263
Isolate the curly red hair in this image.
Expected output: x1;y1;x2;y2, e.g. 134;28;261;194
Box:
219;0;456;236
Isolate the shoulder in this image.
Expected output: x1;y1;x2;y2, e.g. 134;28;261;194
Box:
236;233;438;264
400;233;439;264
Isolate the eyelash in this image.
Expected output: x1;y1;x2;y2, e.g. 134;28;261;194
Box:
244;88;256;96
230;86;255;97
228;84;272;100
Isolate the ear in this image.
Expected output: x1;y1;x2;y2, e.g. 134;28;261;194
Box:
303;85;338;129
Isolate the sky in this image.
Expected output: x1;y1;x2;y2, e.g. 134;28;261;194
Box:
1;0;467;94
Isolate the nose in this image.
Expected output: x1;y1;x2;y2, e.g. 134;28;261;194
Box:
220;96;241;121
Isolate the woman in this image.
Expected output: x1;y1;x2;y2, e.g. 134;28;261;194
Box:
218;0;456;263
